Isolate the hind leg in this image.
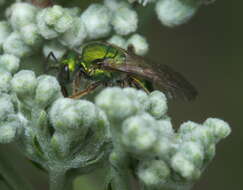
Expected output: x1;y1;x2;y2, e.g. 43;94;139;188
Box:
127;76;150;94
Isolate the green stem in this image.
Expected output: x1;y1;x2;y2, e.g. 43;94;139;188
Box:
109;122;132;190
0;154;33;190
110;165;131;190
49;169;66;190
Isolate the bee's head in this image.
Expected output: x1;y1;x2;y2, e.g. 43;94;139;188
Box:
61;58;77;72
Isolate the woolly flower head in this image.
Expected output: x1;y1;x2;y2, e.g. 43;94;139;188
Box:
81;3;112;39
95;87;231;188
155;0;200;27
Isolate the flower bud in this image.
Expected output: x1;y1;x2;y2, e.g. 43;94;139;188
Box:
204;118;231;142
20;24;43;47
138;159;170;186
180;141;204;168
59;18;87;48
0;69;12;93
95;87;141;122
157;118;174;136
145;90;167;119
3;32;32;57
107;35;126;49
81;4;111;39
9;3;37;30
123;87;148;105
49;98;98;133
153;137;174;160
0;54;20;74
126;34;149;56
44;5;63;26
156;0;200;27
0;93;14;121
171;152;201;180
54;11;73;33
112;7;138;35
0;122;18;143
179;122;214;147
11;70;37;97
35;75;62;109
36;9;59;39
179;121;200;134
121;113;158;155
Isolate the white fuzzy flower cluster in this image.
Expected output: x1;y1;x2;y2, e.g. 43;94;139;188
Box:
0;68;111;189
0;1;149;69
108;34;149;56
0;93;24;144
96;87;231;189
0;54;22;144
0;63;231;190
155;0;201;27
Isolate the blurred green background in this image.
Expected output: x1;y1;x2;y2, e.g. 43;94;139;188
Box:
0;0;236;190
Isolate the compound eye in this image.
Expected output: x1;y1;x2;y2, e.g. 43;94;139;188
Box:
64;64;69;72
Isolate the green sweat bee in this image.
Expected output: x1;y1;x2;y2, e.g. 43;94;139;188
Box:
46;42;197;101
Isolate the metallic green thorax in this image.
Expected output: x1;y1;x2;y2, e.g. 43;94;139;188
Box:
61;42;126;82
81;42;126;81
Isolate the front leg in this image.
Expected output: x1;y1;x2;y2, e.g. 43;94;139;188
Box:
69;82;101;99
72;67;92;94
44;51;59;73
72;72;82;95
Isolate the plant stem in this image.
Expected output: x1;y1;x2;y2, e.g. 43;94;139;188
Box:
110;165;131;190
109;122;132;190
49;169;66;190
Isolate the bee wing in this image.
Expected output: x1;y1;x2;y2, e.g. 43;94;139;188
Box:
102;55;198;101
151;64;198;101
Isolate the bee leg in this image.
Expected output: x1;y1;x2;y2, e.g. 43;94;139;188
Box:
61;85;69;97
129;76;150;94
44;51;59;73
72;72;82;94
102;82;109;87
122;80;130;88
69;82;101;99
126;78;139;89
116;80;125;88
116;80;121;87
